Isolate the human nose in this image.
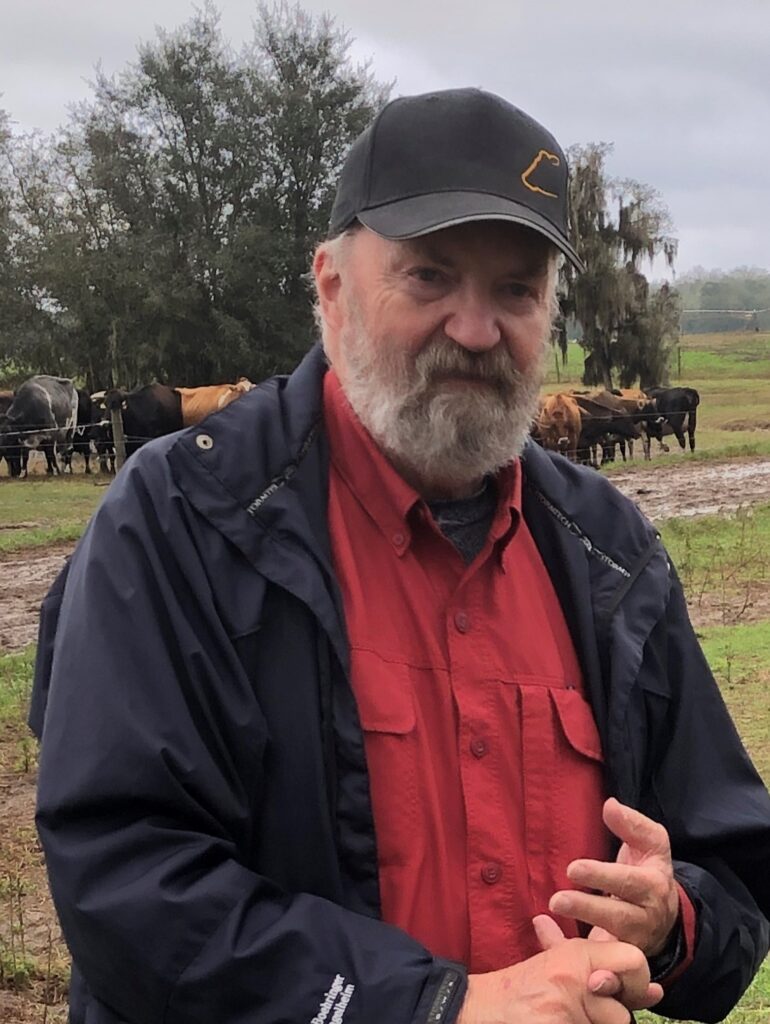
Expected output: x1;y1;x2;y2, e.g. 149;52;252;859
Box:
442;288;501;352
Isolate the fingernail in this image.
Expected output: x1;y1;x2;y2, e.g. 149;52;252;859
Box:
590;979;609;994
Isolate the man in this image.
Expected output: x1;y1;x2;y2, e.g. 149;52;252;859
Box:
32;89;769;1024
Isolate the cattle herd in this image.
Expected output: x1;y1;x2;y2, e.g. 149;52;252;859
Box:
533;386;701;466
0;374;700;478
0;375;256;477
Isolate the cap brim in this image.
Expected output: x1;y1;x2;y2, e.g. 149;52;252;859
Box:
357;191;584;272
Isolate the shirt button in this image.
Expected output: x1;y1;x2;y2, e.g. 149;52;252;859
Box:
470;738;488;759
454;611;470;633
481;863;502;885
392;531;406;547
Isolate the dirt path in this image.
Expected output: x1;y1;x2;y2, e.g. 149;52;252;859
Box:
0;546;73;654
2;457;770;656
609;455;770;521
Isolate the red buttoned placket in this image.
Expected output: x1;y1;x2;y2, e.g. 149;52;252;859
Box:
325;370;610;971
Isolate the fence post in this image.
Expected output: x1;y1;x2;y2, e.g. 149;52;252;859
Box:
110;405;127;471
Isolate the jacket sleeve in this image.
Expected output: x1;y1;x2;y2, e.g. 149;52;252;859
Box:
639;568;770;1022
34;447;466;1024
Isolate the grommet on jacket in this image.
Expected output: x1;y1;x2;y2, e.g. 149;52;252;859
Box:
196;433;214;450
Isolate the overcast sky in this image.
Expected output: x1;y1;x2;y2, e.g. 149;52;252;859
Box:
2;0;768;277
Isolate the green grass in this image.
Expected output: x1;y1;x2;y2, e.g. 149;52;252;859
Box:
659;504;770;596
0;476;104;552
0;648;37;775
638;958;770;1024
700;619;770;786
0;648;35;733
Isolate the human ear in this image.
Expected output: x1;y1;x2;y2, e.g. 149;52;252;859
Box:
312;244;345;335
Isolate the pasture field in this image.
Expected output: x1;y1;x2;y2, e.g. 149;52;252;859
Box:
1;330;770;1021
544;331;770;462
0;477;104;554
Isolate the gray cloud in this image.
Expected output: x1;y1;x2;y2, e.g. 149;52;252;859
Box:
2;0;768;272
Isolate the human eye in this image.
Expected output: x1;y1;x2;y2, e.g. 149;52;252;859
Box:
505;281;535;299
409;266;446;285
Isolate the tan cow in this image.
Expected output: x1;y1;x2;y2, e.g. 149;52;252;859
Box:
537;392;582;461
175;378;255;427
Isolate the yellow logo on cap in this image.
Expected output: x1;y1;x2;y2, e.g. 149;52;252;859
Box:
521;150;560;198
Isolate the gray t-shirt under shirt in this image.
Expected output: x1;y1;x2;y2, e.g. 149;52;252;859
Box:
426;477;497;565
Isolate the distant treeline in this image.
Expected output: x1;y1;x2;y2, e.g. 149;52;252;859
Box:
677;268;770;334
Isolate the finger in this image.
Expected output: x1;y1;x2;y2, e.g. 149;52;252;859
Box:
584;992;634;1024
589;972;664;1007
603;798;671;857
588;969;622;995
549;891;647;940
567;859;663;903
584;941;661;1011
587;987;661;1023
532;914;566;950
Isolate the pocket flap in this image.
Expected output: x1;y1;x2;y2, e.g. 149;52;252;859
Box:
350;649;416;734
550;688;604;762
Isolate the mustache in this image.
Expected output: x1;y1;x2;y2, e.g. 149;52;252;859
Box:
412;338;521;386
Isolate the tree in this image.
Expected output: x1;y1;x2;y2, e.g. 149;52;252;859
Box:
0;2;388;388
560;143;678;388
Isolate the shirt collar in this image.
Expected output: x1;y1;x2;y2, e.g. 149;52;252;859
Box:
323;369;523;557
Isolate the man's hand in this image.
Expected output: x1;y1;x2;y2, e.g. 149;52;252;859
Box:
549;797;680;956
533;914;664;1008
457;930;661;1024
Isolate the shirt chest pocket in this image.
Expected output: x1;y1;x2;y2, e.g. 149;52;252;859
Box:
349;649;419;866
519;682;608;906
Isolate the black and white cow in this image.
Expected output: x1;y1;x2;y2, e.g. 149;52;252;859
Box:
60;389;95;474
1;375;78;475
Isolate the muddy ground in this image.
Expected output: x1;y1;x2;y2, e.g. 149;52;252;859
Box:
609;454;770;521
2;456;770;656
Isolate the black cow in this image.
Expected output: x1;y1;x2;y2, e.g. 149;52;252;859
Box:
0;391;24;477
571;393;641;467
0;375;78;475
104;383;183;459
61;389;95;474
1;390;27;478
643;386;700;453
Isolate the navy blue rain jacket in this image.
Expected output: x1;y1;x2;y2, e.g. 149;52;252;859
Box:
32;345;770;1024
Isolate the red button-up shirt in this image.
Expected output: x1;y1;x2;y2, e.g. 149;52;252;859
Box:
324;370;612;972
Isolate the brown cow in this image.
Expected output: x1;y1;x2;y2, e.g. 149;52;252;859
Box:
175;379;255;428
537;393;582;461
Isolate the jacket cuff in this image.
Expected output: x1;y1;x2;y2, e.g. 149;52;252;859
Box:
415;961;468;1023
648;880;698;986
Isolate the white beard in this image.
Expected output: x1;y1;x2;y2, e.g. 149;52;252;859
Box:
336;313;547;493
